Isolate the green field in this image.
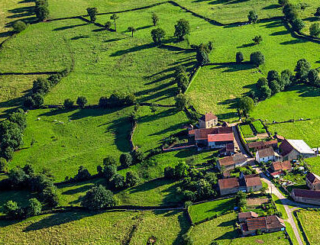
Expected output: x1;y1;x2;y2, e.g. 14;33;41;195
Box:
240;124;255;138
296;210;320;244
10;108;133;181
189;198;235;224
252;120;266;133
190;212;289;245
305;157;320;176
0;210;189;244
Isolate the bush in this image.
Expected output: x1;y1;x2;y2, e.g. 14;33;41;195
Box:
13;20;27;33
250;51;265;67
26;198;42;217
236;52;244;63
103;164;117;181
32;78;50;94
0;158;8;172
248;10;258;23
3;200;23;219
76;96;88;109
120;153;133;168
126;171;140;187
74;166;91;181
110;174;125;189
81;185;116;210
64;99;74;109
292;18;305;32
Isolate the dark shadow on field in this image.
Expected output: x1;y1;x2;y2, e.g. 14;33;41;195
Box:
23;211;96;232
237;42;256;48
262;4;280;10
172;211;191;245
280;38;307;45
209;63;255;72
137;108;176;124
104;38;125;43
270;30;290;36
7;6;34;19
136;25;153;31
71;35;90;40
0;31;15;38
61;185;94;195
0;219;22;228
261;20;283;29
303;17;318;22
215;230;238;240
54;23;88;31
110;43;155;56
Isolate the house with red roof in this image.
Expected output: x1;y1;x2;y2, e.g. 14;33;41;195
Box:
306;172;320;191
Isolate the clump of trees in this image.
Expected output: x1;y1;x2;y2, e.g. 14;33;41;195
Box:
310;23;320;37
248;10;258;23
3;197;42;219
164;162;218;202
87;7;98;23
175;94;189;111
195;42;213;65
35;0;49;21
151;28;166;45
238;96;254;117
174;65;190;92
99;91;136;108
282;3;306;33
13;20;27;33
81;185;116;210
0;109;26;160
174;19;190;41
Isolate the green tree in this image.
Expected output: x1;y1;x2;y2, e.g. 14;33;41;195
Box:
64;99;74;109
283;4;298;21
250;51;265;67
103;156;117;166
248;10;258;23
0;158;8;172
174;19;190;41
236;52;244;63
103;164;117;181
174;162;189;179
76;96;87;109
175;94;189;111
26;198;42;217
196;43;211;65
41;186;59;207
74;166;91;181
315;7;320;17
267;70;280;82
278;0;289;6
3;200;21;218
127;26;136;37
120;153;133;168
310;23;320;37
81;185;116;210
281;69;293;88
105;21;112;30
151;28;166;45
308;69;320;86
110;14;119;32
292;18;305;32
126;171;140;187
32;78;50;94
32;93;44;108
238;96;254;114
295;58;311;81
256;77;268;90
252;35;262;44
110;174;125;189
152;13;159;26
35;4;49;21
269;80;281;94
132;149;144;163
8;110;27;131
13;20;27;33
260;85;272;100
87;7;98;22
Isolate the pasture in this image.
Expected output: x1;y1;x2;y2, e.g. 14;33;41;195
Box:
296;210;320;244
0;210;189;244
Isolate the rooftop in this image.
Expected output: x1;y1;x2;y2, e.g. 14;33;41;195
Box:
219;153;247;167
208;133;234;143
292;189;320;199
287;139;314;154
200;112;217;122
238;211;259;220
272;161;292;171
306;172;320;184
257;147;275;158
218;177;239;189
245;176;262;187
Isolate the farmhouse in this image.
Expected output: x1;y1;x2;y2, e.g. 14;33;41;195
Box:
306;172;320;191
238;211;258;222
218;174;262;195
291;189;320;205
240;215;285;236
217;153;248;171
189;126;234;150
280;139;315;161
271;161;292;173
255;147;278;163
247;140;278;152
199;112;218;129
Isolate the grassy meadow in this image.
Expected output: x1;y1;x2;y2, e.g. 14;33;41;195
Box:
296;210;320;244
189;198;235;223
0;210;189;245
10;108;133;181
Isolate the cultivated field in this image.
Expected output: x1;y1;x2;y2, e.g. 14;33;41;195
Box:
296;210;320;244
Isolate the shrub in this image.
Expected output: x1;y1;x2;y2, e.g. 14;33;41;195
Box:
74;166;91;181
76;96;88;109
310;23;320;37
13;20;27;33
250;51;265;67
26;198;42;217
292;18;305;32
103;164;117;182
151;28;166;44
81;185;116;210
126;171;140;187
120;153;133;168
248;10;258;23
175;94;189;111
87;7;98;22
110;174;125;189
0;158;8;172
174;19;190;41
3;200;22;219
32;78;50;94
236;52;244;63
64;99;74;109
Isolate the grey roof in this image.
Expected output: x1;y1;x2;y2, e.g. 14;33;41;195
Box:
287;140;314;154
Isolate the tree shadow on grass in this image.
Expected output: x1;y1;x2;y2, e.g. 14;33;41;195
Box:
172;211;192;245
237;43;256;48
110;43;155;57
261;20;283;29
23;211;97;232
270;30;290;36
61;184;94;195
128;178;174;195
71;35;90;40
136;25;153;31
53;23;88;31
7;6;34;19
207;199;235;215
280;39;307;45
262;4;280;10
209;63;255;72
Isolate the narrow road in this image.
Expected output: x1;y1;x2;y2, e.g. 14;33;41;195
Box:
260;173;319;245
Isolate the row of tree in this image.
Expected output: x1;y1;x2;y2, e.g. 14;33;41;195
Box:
3;198;42;219
35;0;49;21
0;110;27;160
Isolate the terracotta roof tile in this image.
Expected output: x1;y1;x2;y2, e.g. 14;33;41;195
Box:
245;176;262;187
238;212;259;220
272;161;292;171
218;178;239;189
208;133;234;142
257;147;275;158
200;112;217;122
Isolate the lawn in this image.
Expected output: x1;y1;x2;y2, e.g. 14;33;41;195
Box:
296;210;320;244
58;178;183;207
305;157;320;177
189;198;235;224
10;107;133;182
240;124;255;138
0;210;189;244
272;194;288;220
252;120;266;133
133;106;189;153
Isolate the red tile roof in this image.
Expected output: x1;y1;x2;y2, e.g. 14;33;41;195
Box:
245;176;262;187
292;189;320;199
193;127;233;141
218;178;239;189
238;212;259;220
246;217;267;231
219;153;247;167
272;161;292;171
266;216;285;229
208;133;234;143
248;140;277;149
200;112;217;122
